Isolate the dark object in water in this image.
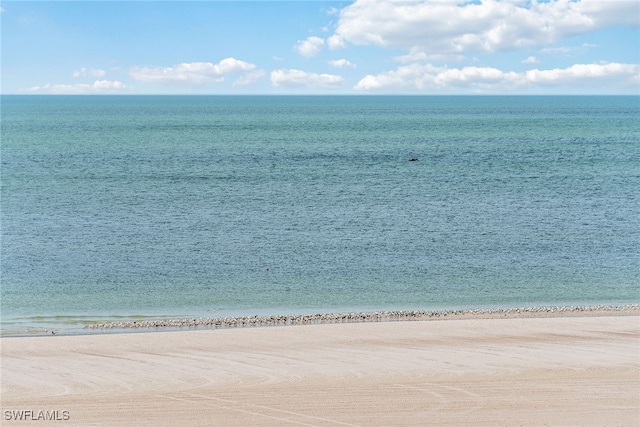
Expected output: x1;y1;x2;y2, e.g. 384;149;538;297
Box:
409;158;419;161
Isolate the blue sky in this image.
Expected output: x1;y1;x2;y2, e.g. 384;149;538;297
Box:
2;1;639;94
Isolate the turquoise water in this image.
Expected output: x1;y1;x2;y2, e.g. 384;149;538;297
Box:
1;95;639;334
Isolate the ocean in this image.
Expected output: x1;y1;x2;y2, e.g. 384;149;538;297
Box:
1;95;638;335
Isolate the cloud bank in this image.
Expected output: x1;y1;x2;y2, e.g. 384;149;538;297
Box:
354;62;640;93
27;80;129;94
129;58;261;85
332;0;639;55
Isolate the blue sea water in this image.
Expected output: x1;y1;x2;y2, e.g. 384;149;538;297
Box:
1;95;639;335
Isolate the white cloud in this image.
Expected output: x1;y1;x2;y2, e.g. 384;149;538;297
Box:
295;36;325;57
332;0;639;54
271;69;345;89
525;62;640;85
355;63;443;91
435;66;522;89
328;59;356;69
26;80;129;94
522;56;540;64
73;67;106;78
354;62;639;93
327;34;346;50
129;58;258;85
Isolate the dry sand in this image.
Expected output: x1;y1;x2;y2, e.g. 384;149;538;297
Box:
1;314;639;426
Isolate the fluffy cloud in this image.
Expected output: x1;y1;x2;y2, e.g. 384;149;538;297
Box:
129;58;259;85
295;36;325;57
327;34;346;50
525;62;640;85
27;80;129;94
73;67;106;78
328;59;356;69
332;0;639;55
271;69;345;89
354;62;639;93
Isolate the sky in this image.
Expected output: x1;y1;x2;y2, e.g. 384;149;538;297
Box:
1;0;639;95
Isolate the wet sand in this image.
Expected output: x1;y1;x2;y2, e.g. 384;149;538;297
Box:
1;314;639;426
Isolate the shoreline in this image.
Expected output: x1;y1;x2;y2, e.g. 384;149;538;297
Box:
2;303;638;337
2;313;638;426
86;303;640;330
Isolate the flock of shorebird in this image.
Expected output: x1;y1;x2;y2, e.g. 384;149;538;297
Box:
82;304;639;332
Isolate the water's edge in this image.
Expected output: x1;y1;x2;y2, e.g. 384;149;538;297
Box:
4;304;638;338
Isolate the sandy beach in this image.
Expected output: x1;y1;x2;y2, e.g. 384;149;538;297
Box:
1;313;639;426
